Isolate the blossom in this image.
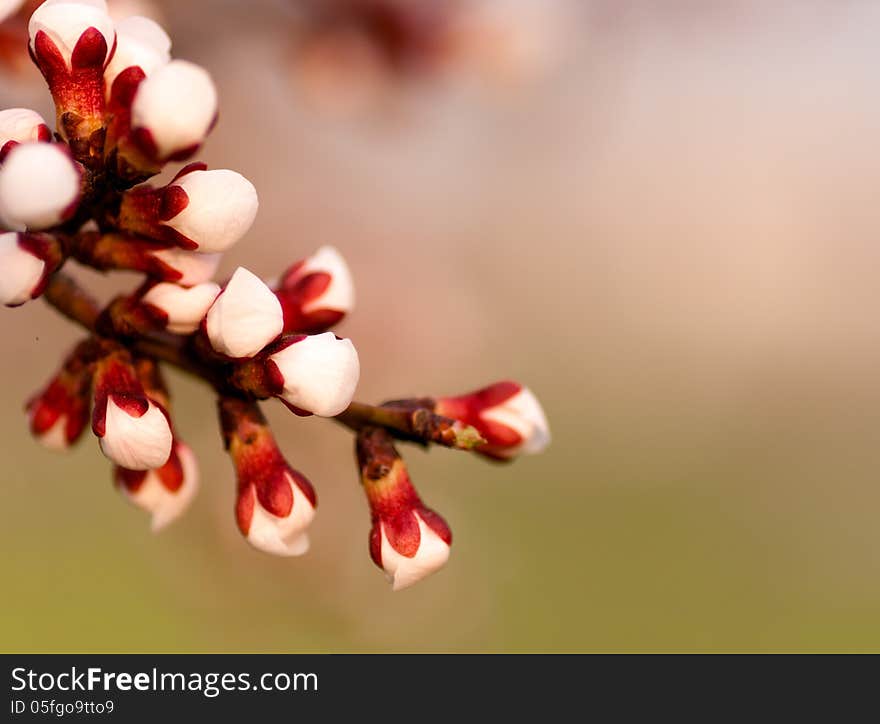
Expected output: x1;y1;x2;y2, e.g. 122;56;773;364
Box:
28;0;115;70
115;440;199;531
267;332;360;417
104;14;171;91
0;232;50;306
0;142;80;230
0;108;52;161
140;280;220;335
276;245;355;334
130;59;218;161
206;267;284;358
435;381;550;460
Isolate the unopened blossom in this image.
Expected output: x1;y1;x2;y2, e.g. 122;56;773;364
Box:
104;14;171;91
140;280;220;335
0;142;80;230
358;427;451;591
115;440;198;531
26;340;95;451
435;381;550;460
92;353;172;470
206;267;284;358
130;59;218;161
119;166;259;253
266;332;360;417
148;247;222;286
0;108;52;160
277;245;355;334
0;231;59;306
28;0;115;69
220;397;317;557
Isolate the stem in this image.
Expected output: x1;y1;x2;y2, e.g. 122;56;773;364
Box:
41;271;483;450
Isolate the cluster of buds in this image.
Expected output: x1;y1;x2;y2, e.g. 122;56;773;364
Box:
4;0;549;591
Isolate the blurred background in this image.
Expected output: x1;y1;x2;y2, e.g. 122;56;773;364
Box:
3;0;880;652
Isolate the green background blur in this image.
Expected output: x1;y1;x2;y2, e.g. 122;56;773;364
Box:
4;0;880;652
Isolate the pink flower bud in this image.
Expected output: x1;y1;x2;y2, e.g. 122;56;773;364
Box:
92;354;172;470
158;167;258;253
104;15;171;92
140;280;220;335
267;332;360;417
130;59;218;161
0;143;80;230
358;429;451;591
0;108;52;161
206;267;284;358
435;381;550;460
0;232;47;306
28;0;115;70
115;440;199;531
277;245;355;334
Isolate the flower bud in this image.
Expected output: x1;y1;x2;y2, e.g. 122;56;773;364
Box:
140;280;220;335
266;332;359;417
26;340;96;451
0;143;80;230
277;245;355;334
220;397;317;556
149;247;222;286
0;232;61;306
435;381;550;460
115;440;199;531
130;59;218;161
206;267;283;358
357;427;451;591
28;0;115;70
92;353;172;470
0;108;52;161
104;15;171;92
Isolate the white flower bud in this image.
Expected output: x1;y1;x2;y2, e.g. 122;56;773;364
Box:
269;332;359;417
162;169;259;253
28;0;115;68
141;281;220;335
0;232;45;306
480;386;550;456
245;472;316;557
131;59;218;160
0;108;51;153
286;245;355;316
99;397;172;471
150;248;222;286
379;513;451;592
119;442;199;532
206;267;283;358
0;143;80;230
104;15;171;90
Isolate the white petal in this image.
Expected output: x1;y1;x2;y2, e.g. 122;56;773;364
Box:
141;281;220;334
270;332;359;417
246;473;316;557
292;245;355;315
0;108;49;148
99;397;172;471
104;15;171;90
0;232;44;306
380;513;451;591
481;386;550;456
163;169;258;253
122;442;199;532
0;143;80;230
29;1;115;67
150;248;221;286
131;60;217;159
206;267;283;358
